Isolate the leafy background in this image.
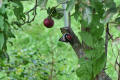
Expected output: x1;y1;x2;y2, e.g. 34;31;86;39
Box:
0;0;120;80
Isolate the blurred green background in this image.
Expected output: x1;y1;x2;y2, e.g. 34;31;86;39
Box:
0;0;119;80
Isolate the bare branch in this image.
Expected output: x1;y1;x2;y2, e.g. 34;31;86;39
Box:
15;0;38;26
105;23;109;57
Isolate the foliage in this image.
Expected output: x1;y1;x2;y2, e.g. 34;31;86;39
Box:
0;0;120;80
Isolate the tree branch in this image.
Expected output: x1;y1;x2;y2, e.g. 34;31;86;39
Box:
60;27;84;58
14;0;38;26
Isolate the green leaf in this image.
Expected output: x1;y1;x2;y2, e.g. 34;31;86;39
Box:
13;1;24;21
114;0;120;7
82;7;92;25
57;0;65;3
38;0;48;9
77;49;106;79
73;3;81;21
53;8;64;19
85;50;95;59
76;67;92;80
76;58;93;80
90;0;104;17
0;15;4;31
90;23;104;38
0;71;7;79
102;8;117;24
80;31;93;47
47;7;64;19
115;17;120;23
0;0;2;8
0;33;4;50
92;53;106;76
104;0;116;8
47;7;51;14
85;38;105;59
66;0;75;12
4;22;15;38
47;7;56;16
0;6;5;14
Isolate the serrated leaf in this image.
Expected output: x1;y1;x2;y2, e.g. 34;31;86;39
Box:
80;31;93;47
0;33;4;50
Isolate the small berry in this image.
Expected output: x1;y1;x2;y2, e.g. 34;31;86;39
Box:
43;17;54;28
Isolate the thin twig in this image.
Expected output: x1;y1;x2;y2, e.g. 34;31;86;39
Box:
15;0;38;26
105;23;109;57
68;12;71;27
25;4;38;15
115;46;120;67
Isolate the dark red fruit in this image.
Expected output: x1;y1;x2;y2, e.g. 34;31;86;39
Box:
43;17;54;28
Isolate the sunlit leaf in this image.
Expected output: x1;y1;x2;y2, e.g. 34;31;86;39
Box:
66;0;75;12
82;7;92;25
114;0;120;7
102;8;117;24
38;0;48;9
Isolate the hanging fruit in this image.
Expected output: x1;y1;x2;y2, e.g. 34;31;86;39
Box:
43;17;54;28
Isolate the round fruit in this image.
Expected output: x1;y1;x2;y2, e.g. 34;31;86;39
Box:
43;17;54;28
